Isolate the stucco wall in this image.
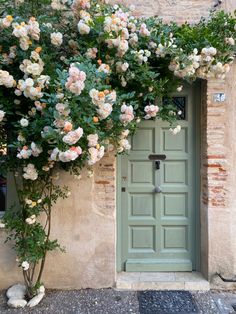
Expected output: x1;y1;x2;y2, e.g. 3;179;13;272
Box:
1;0;236;290
0;153;116;289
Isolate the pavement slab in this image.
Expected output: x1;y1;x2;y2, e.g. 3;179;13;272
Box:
1;288;236;313
0;289;139;314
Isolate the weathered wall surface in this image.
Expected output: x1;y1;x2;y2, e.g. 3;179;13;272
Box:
0;154;116;289
110;0;216;22
205;61;236;284
1;0;236;290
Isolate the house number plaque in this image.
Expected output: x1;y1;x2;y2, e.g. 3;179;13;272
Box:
213;93;226;102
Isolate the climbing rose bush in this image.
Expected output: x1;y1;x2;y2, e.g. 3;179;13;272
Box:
0;0;235;299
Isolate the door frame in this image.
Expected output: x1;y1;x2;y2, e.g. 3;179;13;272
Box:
116;81;201;273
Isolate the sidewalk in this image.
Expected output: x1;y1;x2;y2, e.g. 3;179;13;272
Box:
0;288;236;313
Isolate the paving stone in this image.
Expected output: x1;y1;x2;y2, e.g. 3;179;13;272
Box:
211;290;236;314
1;288;236;313
192;291;221;314
0;289;140;314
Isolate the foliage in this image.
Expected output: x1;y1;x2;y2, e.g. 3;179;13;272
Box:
0;0;235;298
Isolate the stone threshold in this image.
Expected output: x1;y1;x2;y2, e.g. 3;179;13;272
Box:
116;272;210;291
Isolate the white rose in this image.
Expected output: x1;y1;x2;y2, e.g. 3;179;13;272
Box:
0;110;5;122
87;134;99;147
177;85;183;92
20;118;29;127
21;261;30;270
23;164;38;180
50;32;63;46
27;63;43;76
77;21;90;35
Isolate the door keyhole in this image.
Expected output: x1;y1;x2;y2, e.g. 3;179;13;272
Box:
155;160;160;170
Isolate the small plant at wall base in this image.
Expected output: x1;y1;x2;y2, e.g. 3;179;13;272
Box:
0;0;235;308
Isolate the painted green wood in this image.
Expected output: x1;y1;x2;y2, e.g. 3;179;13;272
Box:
117;85;198;272
126;259;192;272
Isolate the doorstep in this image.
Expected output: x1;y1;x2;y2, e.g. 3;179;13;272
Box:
116;272;210;291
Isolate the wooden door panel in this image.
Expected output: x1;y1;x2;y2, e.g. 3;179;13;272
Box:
131;128;155;152
130;161;154;184
129;226;156;253
130;194;155;217
162;193;187;217
162;160;187;185
162;128;187;152
119;87;196;271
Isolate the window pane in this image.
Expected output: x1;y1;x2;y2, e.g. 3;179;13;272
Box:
163;96;187;120
172;97;186;120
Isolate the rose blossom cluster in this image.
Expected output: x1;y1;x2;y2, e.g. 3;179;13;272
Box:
23;164;38;180
0;70;15;88
169;46;232;80
53;102;71;130
86;132;104;165
25;214;36;225
62;127;83;145
85;47;98;59
120;103;135;124
16;78;43;100
0;15;13;29
12;17;40;50
65;65;86;95
139;23;151;37
87;134;98;147
116;62;129;73
17;142;42;159
104;8;132;57
90;89;117;120
50;146;82;162
88;146;105;165
98;63;111;74
117;130;131;153
19;51;44;76
77;8;93;35
14;50;50;99
133;49;151;64
144;105;159;119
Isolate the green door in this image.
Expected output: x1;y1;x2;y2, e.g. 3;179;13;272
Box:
117;86;198;272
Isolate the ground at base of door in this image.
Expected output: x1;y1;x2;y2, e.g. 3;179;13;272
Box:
0;288;236;313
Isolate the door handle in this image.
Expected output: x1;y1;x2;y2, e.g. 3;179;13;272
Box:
154;186;162;193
